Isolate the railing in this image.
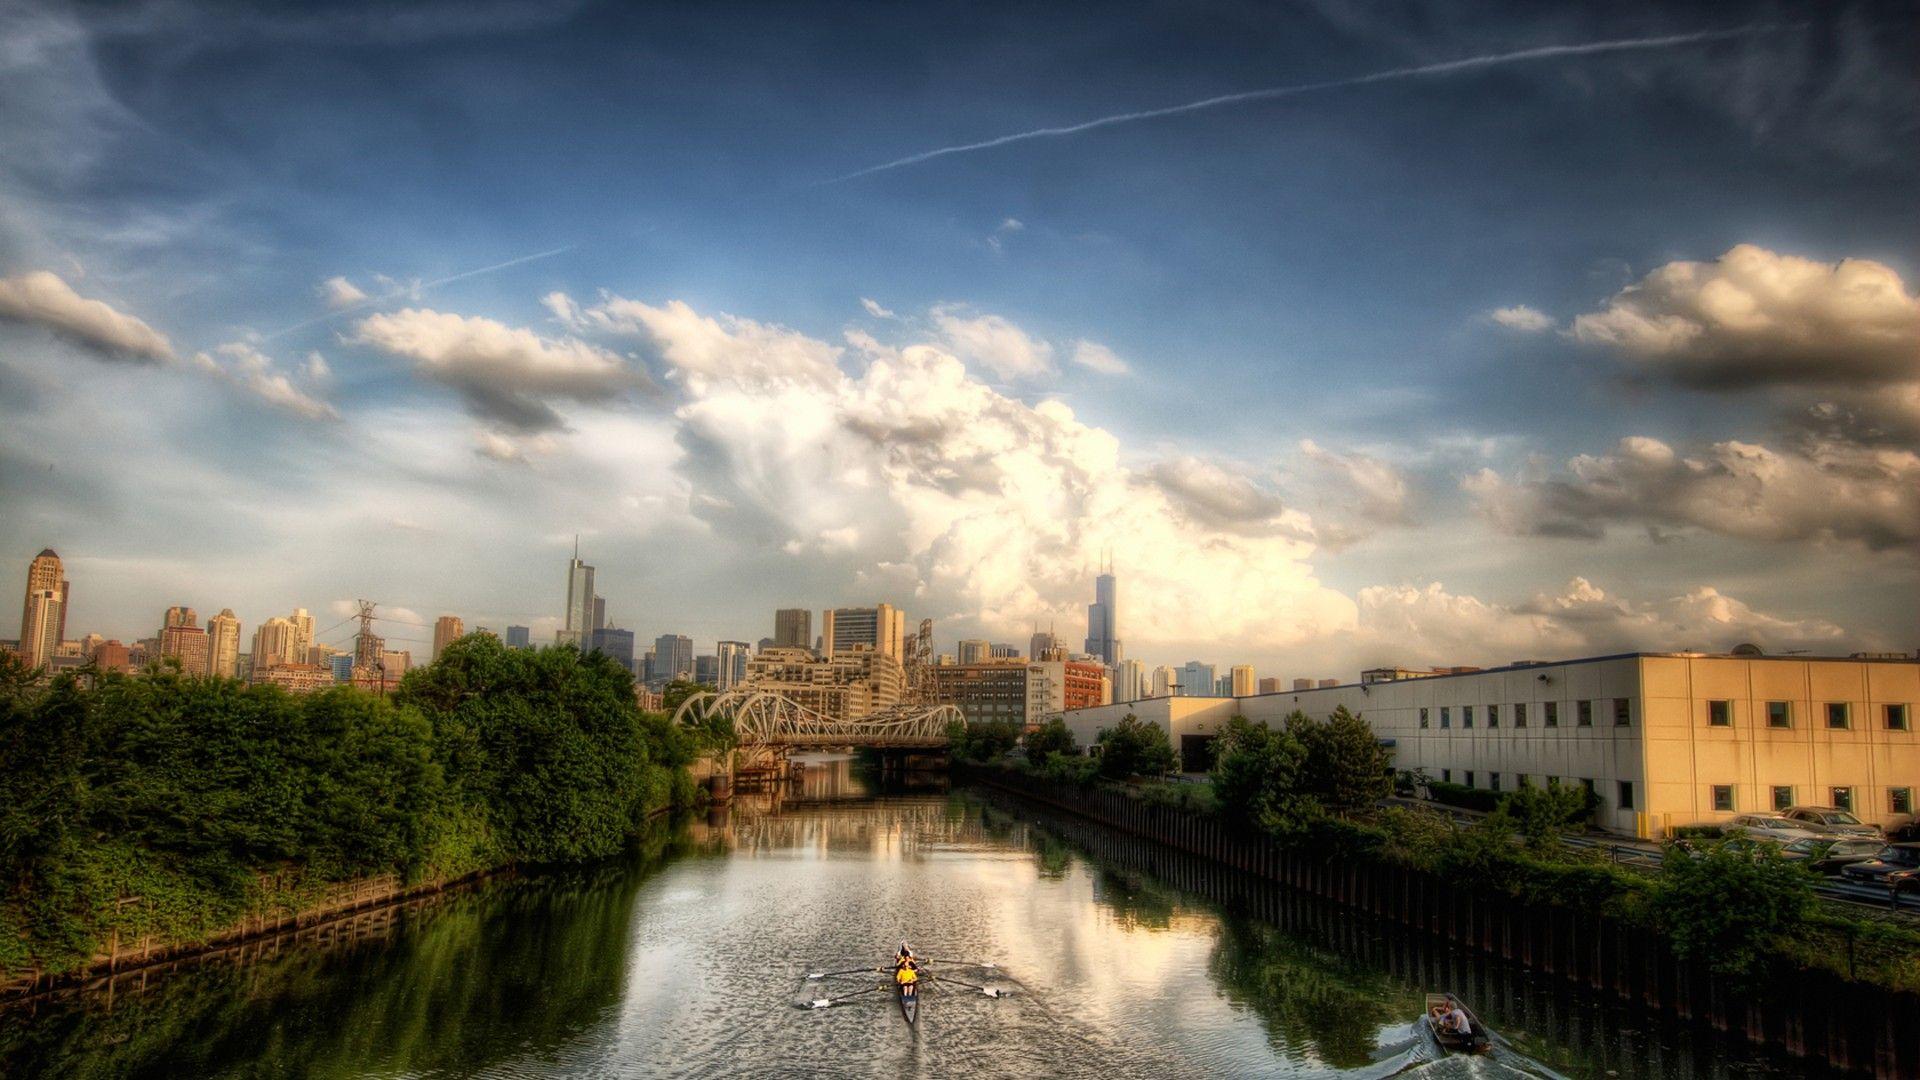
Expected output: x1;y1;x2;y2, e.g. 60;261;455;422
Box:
672;689;958;748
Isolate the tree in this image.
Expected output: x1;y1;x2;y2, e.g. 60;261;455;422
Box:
947;719;1020;762
1285;707;1392;815
1095;713;1176;780
661;679;714;718
1650;837;1818;983
1022;717;1078;760
1493;782;1593;853
1210;717;1307;829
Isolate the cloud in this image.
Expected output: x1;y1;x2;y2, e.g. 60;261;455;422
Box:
301;351;331;382
1297;438;1412;540
1464;434;1920;552
1069;340;1129;376
1356;577;1849;666
0;270;173;361
929;304;1055;380
986;217;1025;252
320;275;369;309
350;307;641;431
635;297;1355;647
190;342;339;420
859;297;897;319
1571;244;1920;388
1490;305;1553;332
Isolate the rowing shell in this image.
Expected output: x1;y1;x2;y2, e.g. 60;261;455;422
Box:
897;978;919;1026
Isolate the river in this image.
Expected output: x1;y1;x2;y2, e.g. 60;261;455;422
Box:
0;756;1831;1078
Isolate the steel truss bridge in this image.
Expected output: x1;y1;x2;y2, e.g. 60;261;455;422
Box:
672;688;959;753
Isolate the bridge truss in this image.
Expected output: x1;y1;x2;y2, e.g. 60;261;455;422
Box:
673;688;960;760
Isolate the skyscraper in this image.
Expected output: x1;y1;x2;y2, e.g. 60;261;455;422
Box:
506;625;531;649
651;633;693;684
694;653;719;685
1028;629;1058;662
957;638;991;665
432;615;465;661
589;626;636;673
823;603;904;659
289;608;315;662
592;595;607;632
1179;660;1218;697
160;614;210;676
1230;664;1256;697
562;540;594;646
163;605;197;633
1083;561;1121;666
774;608;812;651
716;640;751;689
1114;658;1147;702
251;616;299;671
207;609;242;679
16;549;68;671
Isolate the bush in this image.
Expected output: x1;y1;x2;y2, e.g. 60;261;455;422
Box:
947;718;1021;762
1425;780;1501;813
1095;713;1176;780
1022;717;1077;760
1650;837;1819;984
1495;782;1595;852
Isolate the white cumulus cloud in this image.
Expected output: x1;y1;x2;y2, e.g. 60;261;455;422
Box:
1069;340;1130;376
0;270;173;362
320;275;370;309
190;342;339;421
1491;305;1554;332
929;304;1056;380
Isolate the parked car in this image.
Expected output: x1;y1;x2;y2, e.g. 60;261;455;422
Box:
1892;819;1920;843
1840;843;1920;889
1783;806;1884;838
1781;836;1887;875
1725;814;1825;842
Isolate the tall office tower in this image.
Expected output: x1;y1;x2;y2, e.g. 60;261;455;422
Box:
592;595;607;632
286;608;314;661
652;634;693;684
16;549;69;670
1293;678;1313;691
756;636;776;652
1257;677;1282;694
1028;630;1058;662
956;639;991;665
694;654;719;685
1151;665;1176;698
716;640;751;690
1083;561;1121;666
163;605;197;632
561;540;595;646
432;615;465;661
251;616;299;670
823;603;904;659
1179;660;1218;697
589;627;636;673
989;643;1021;660
1114;658;1147;702
206;609;242;678
160;622;210;675
1230;664;1256;697
774;608;812;651
506;625;531;649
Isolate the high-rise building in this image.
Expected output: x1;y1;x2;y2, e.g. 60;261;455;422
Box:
1230;665;1256;697
383;649;411;675
163;605;197;633
652;634;693;684
506;625;531;649
1028;630;1058;662
251;616;299;671
1026;659;1110;724
1257;677;1282;694
716;640;751;690
592;595;607;632
328;653;355;683
16;549;68;671
1151;665;1177;697
92;640;134;673
590;627;636;673
774;608;812;651
1083;562;1121;666
742;647;904;722
432;615;465;661
160;622;210;676
957;638;991;665
207;609;242;679
561;540;595;646
1177;660;1218;697
823;604;905;659
288;608;314;662
1114;658;1148;702
927;661;1029;727
694;654;719;685
990;643;1021;660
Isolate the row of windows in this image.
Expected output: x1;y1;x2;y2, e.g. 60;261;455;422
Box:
1707;700;1910;731
1704;784;1915;815
1418;698;1630;730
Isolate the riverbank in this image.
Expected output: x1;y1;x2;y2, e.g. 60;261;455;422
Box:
963;764;1920;1077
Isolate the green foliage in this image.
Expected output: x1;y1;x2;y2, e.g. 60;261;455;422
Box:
946;718;1021;762
1094;713;1176;780
1209;717;1315;834
1494;782;1595;853
0;637;696;980
1037;751;1099;785
1650;837;1819;983
1022;717;1077;760
660;679;713;718
1284;707;1392;815
1424;780;1501;813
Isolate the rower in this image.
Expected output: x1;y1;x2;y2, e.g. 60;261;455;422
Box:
1439;996;1471;1037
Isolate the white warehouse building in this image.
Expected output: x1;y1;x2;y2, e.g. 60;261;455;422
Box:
1058;651;1919;838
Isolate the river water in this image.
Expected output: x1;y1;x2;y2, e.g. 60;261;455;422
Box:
1;756;1829;1078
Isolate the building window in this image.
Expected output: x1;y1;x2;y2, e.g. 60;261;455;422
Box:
1767;701;1791;728
1618;781;1634;811
1708;700;1732;727
1885;703;1909;731
1544;701;1559;727
1580;778;1596;798
1826;702;1850;730
1832;787;1854;812
1514;703;1527;728
1419;707;1429;729
1772;785;1793;811
1489;772;1501;792
1487;704;1500;728
1441;768;1451;783
1465;771;1475;787
1892;788;1914;815
1463;705;1474;728
1516;773;1529;788
1613;698;1631;726
1712;785;1735;812
1439;707;1450;729
1577;699;1593;726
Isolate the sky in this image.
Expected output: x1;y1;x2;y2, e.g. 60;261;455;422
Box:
1;0;1916;674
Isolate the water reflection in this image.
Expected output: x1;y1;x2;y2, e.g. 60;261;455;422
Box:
0;769;1831;1079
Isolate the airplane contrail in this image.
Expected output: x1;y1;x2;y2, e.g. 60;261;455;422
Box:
261;244;576;340
821;25;1789;185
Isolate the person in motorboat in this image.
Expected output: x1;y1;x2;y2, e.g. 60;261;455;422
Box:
1436;996;1471;1037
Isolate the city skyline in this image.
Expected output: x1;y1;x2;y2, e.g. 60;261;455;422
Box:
1;3;1915;677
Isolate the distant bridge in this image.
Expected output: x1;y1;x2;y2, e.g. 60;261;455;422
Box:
672;688;959;751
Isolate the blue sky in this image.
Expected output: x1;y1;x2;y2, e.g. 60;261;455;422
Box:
2;0;1916;673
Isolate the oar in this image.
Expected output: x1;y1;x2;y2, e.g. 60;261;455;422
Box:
806;966;884;980
926;973;1010;998
801;984;887;1009
920;958;998;969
